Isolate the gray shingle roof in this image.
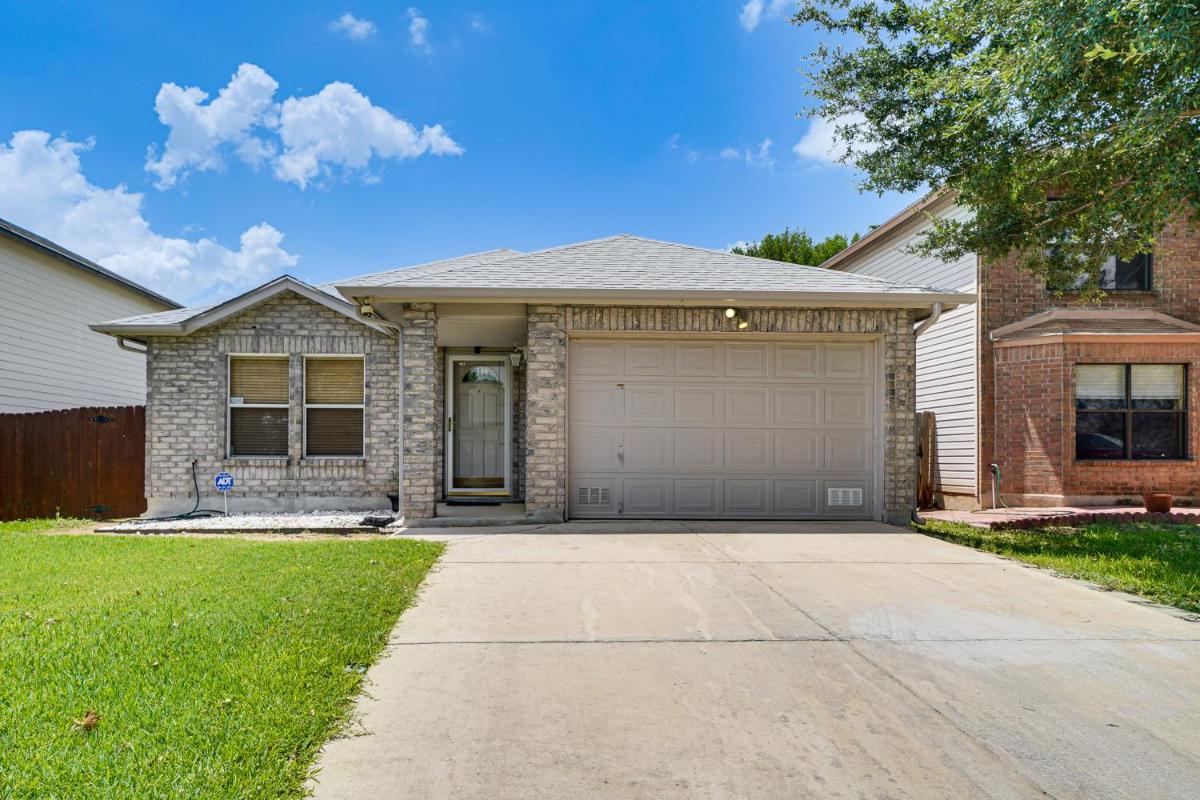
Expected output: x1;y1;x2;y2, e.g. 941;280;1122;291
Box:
339;248;523;288
338;235;958;296
992;309;1200;341
99;303;218;327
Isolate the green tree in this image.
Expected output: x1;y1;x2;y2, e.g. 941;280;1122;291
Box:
792;0;1200;289
732;228;860;265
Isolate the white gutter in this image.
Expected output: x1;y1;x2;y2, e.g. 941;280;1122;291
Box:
116;336;149;354
914;303;943;337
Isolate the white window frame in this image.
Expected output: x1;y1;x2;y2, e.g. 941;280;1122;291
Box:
227;353;290;459
303;354;366;459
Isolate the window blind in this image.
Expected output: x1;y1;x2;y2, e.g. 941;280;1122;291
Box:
1131;365;1184;401
230;357;289;403
305;358;364;404
1074;365;1125;399
230;408;288;456
305;408;364;456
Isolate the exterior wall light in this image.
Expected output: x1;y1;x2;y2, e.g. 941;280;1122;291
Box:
737;319;749;330
724;307;738;319
510;347;524;368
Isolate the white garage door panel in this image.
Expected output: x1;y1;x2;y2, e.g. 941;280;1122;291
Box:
568;338;878;520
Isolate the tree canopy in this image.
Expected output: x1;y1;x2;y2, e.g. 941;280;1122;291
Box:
792;0;1200;290
732;228;860;265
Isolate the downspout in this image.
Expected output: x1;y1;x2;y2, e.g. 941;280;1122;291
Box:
910;302;943;524
913;302;943;338
397;324;405;518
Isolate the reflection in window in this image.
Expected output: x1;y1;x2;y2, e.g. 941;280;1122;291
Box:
462;366;501;384
1075;364;1186;460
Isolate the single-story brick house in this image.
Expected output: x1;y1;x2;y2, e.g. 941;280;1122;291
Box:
92;235;968;524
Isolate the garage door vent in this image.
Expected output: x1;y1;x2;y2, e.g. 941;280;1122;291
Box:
578;487;611;506
827;487;864;507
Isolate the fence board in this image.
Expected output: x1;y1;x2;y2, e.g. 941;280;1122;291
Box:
0;406;146;520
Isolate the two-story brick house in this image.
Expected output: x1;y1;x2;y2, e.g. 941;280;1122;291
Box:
826;193;1200;508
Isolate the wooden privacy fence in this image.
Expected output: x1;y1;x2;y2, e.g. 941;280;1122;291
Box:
916;411;938;510
0;406;146;521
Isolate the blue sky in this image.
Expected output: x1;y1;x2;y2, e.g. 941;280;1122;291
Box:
0;1;916;305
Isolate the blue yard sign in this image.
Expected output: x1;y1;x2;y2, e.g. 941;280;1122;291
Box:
214;471;234;515
214;472;235;493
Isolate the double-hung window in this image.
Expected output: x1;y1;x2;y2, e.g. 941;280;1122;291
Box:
1075;364;1187;460
228;356;289;457
304;357;365;457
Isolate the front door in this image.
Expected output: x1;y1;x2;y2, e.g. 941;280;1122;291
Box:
446;355;510;494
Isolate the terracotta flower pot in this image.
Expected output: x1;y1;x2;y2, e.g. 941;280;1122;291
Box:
1143;493;1173;513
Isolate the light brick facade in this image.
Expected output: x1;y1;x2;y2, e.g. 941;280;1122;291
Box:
144;292;398;515
145;295;923;523
980;215;1200;504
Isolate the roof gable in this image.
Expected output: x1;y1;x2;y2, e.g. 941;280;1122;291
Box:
92;275;393;337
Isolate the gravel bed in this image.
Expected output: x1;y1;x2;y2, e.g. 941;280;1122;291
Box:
101;511;394;532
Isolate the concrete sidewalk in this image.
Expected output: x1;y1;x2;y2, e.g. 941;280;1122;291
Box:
311;521;1200;799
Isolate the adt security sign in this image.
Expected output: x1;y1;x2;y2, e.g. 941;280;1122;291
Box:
214;471;234;515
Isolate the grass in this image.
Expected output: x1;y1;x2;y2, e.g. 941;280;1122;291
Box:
0;516;93;534
0;521;443;799
915;518;1200;613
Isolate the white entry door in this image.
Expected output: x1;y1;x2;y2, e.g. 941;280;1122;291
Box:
446;355;511;494
567;338;879;519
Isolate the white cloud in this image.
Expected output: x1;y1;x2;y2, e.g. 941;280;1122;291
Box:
746;138;774;167
468;13;488;32
145;63;278;189
144;63;461;190
718;139;775;168
739;0;790;32
330;13;377;40
793;113;868;165
407;8;432;54
1;130;296;304
275;81;463;188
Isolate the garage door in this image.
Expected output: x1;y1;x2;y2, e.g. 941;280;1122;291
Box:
567;338;878;519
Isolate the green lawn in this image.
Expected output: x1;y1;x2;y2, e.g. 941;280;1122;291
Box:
0;520;442;799
916;519;1200;613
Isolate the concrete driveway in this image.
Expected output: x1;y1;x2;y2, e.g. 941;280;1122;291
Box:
311;521;1200;799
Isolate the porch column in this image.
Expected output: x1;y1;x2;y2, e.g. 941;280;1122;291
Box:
525;305;567;521
399;303;439;520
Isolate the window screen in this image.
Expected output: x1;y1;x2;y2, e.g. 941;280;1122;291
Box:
305;357;365;457
229;356;289;457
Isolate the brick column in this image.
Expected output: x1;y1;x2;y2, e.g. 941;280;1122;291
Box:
525;305;567;521
400;303;439;520
883;313;918;524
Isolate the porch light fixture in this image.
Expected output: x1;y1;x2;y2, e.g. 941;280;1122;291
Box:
737;319;750;330
509;347;524;368
358;303;376;317
724;307;738;319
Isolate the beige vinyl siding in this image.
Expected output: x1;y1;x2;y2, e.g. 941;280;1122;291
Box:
0;237;171;412
835;201;978;495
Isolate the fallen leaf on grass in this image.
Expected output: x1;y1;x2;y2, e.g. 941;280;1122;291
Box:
73;711;101;732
